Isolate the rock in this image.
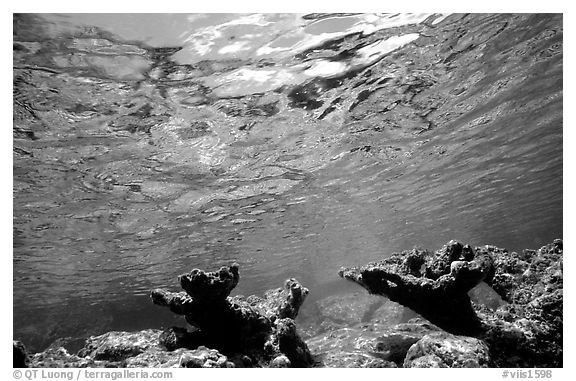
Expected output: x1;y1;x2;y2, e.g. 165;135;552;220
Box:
22;241;561;368
316;351;397;368
404;332;492;368
306;319;437;367
158;326;205;351
478;240;563;367
30;331;167;367
272;318;313;367
124;347;188;368
29;335;235;368
77;329;162;362
178;346;235;368
179;264;240;303
338;240;563;368
151;283;273;354
488;240;562;304
307;326;366;356
228;354;254;368
270;355;291;368
247;278;309;321
339;241;493;335
13;340;29;368
27;264;313;368
151;264;313;367
30;346;106;368
370;321;440;365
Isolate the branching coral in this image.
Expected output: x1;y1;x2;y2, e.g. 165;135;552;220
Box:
151;264;313;367
339;240;563;367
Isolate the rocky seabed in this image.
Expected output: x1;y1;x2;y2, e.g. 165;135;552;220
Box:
14;240;562;368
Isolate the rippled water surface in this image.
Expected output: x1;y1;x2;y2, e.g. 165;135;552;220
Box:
13;13;562;352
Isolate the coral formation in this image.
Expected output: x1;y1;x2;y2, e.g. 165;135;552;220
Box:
339;240;492;335
478;240;563;367
339;239;563;367
19;265;312;368
151;263;313;367
14;241;561;368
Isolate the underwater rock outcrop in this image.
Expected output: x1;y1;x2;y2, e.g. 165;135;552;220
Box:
339;240;493;335
13;340;29;368
15;241;561;368
77;330;161;362
403;332;492;368
478;240;563;367
151;263;313;367
339;240;563;367
21;265;312;368
27;330;235;368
